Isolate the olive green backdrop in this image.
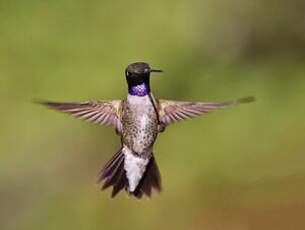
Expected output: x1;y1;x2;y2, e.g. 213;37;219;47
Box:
1;0;305;229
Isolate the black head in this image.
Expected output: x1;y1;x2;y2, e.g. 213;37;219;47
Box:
125;62;162;88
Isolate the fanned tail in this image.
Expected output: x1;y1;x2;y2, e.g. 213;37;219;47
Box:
98;148;161;198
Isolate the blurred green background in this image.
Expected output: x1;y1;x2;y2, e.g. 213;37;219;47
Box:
1;0;305;229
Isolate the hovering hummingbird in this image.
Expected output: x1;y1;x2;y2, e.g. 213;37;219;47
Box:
40;62;254;198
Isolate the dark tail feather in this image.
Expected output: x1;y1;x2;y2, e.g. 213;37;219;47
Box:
98;149;161;199
98;148;127;198
133;155;162;199
98;148;123;181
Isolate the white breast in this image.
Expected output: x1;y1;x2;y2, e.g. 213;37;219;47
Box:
127;94;152;106
127;95;155;153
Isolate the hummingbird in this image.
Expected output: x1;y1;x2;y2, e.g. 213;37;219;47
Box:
40;62;254;198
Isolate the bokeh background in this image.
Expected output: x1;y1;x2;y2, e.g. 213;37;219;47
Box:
1;0;305;229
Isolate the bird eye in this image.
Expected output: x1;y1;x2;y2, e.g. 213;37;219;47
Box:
144;68;150;73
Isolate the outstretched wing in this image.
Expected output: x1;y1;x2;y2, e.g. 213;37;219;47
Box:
39;100;122;132
158;96;255;126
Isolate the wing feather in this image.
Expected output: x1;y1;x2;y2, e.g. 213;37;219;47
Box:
39;100;122;132
158;96;255;126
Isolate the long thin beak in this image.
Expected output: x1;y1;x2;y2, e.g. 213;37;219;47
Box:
150;68;163;73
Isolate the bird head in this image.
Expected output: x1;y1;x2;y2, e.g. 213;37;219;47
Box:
125;62;162;87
